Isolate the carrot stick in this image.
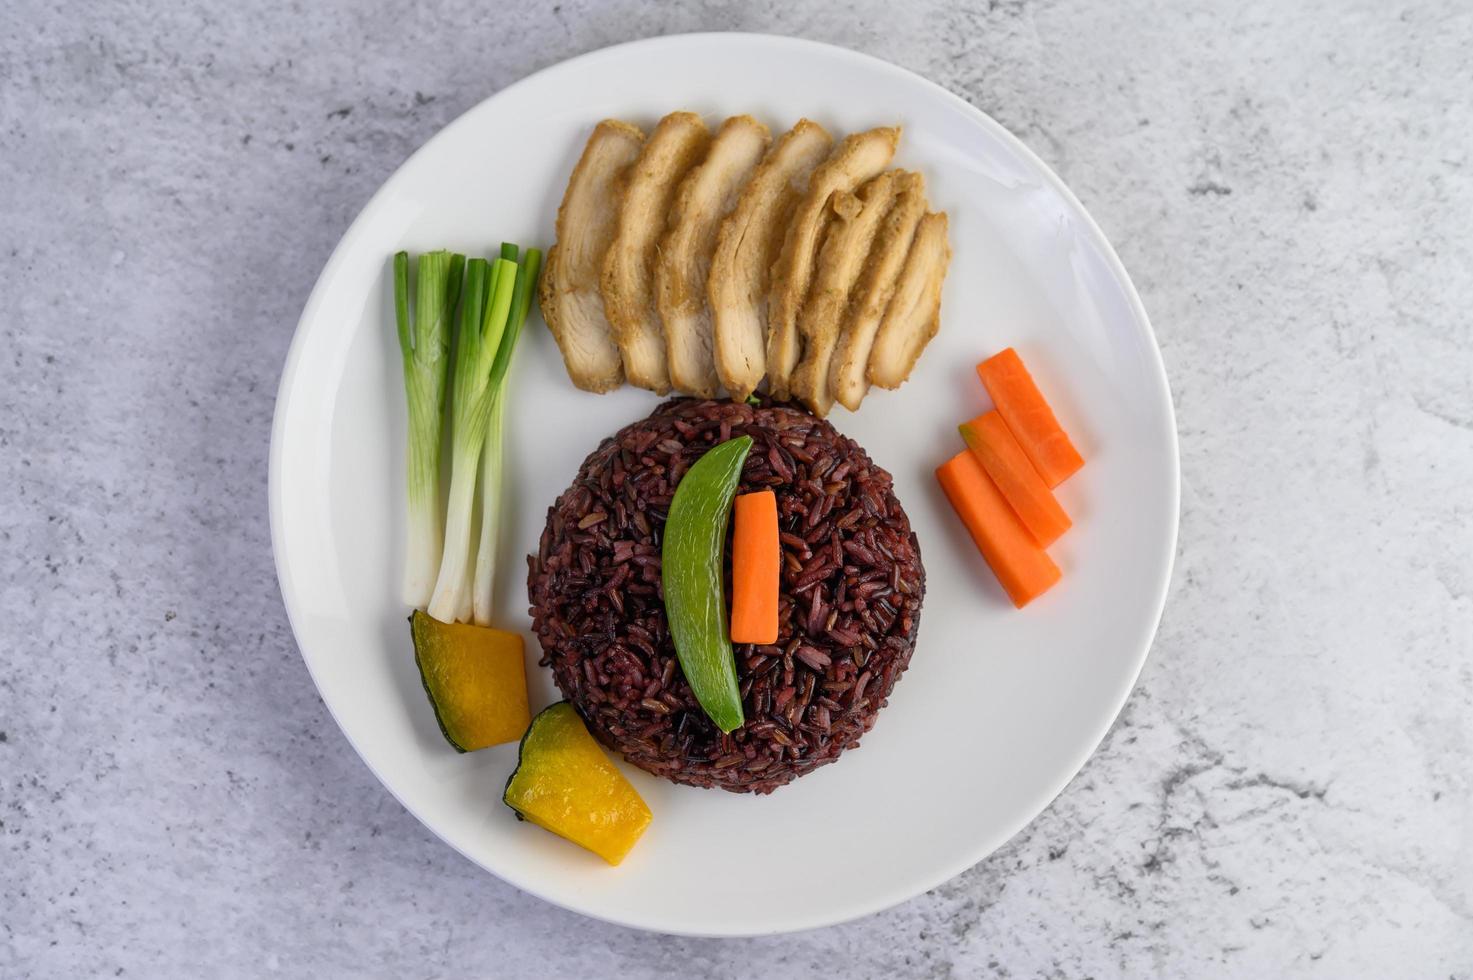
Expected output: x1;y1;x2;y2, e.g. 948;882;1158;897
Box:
960;411;1072;547
936;450;1061;608
730;490;779;644
976;348;1083;488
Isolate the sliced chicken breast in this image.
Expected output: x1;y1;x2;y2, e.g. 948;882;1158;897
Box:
708;119;834;401
789;171;907;416
539;119;645;392
765;126;900;400
867;211;951;390
655;115;770;397
829;173;929;411
601;112;711;393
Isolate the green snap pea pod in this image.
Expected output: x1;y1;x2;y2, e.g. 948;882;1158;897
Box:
662;436;753;733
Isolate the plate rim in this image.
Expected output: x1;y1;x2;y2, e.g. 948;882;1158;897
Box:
269;30;1181;936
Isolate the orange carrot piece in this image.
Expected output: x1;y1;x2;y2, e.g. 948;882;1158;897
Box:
976;348;1083;488
936;450;1061;608
730;490;779;644
960;411;1072;547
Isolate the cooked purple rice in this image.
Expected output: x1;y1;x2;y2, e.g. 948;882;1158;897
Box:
527;398;925;794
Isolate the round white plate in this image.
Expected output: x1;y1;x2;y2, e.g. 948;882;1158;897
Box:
270;33;1178;936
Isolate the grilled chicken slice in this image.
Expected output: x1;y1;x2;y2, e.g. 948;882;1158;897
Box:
766;126;900;400
708;119;834;401
601;112;711;393
539;120;645;392
829;173;928;411
655;115;770;397
867;211;951;390
789;171;908;416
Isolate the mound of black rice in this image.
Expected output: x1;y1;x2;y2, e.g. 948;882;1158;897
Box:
527;398;925;794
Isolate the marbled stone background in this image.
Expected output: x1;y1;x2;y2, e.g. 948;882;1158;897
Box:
3;1;1470;976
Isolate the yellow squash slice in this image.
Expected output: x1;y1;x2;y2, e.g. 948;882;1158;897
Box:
503;702;652;865
410;610;530;752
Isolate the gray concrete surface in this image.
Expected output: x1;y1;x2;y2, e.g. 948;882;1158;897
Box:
3;0;1471;976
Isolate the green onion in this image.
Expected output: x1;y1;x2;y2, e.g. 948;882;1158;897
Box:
427;256;518;623
471;245;542;626
395;249;465;608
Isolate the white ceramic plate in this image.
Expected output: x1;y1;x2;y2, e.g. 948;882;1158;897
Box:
270;33;1178;936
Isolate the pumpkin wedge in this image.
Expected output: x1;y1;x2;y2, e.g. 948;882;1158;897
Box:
503;702;652;865
410;610;530;752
